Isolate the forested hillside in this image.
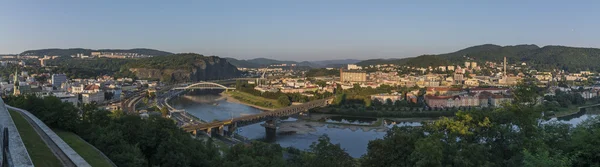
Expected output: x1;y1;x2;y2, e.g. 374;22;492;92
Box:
356;44;600;72
128;53;241;82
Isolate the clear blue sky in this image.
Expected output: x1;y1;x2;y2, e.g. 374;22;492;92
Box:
1;0;598;61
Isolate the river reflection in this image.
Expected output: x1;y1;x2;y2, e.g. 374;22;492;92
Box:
169;94;262;122
170;94;423;157
170;94;598;158
325;116;377;125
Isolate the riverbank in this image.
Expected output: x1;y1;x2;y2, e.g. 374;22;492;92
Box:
312;106;457;119
221;92;276;111
548;102;600;118
278;118;389;135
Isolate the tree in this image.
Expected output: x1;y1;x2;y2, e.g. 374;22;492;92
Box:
315;80;327;88
301;135;356;167
34;75;48;83
278;95;291;106
523;149;571;167
372;98;382;106
160;106;170;117
223;142;286;167
385;98;394;106
361;127;425;167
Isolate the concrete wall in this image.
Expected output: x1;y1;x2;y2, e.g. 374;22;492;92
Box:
7;106;91;167
0;98;34;167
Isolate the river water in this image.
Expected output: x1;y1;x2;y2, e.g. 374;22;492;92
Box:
170;93;598;158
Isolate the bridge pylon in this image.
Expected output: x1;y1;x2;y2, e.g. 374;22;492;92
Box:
262;118;278;142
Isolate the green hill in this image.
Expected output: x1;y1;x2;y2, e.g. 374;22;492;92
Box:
434;44;539;63
519;46;600;72
356;44;600;72
128;53;241;82
405;55;450;67
21;48;172;56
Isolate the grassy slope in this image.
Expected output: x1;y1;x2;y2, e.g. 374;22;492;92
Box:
8;110;63;167
54;129;114;167
226;91;284;109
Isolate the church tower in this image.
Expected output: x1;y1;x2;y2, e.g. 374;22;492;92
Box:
13;68;20;96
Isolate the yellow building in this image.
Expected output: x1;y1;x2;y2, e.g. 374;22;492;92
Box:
340;69;367;83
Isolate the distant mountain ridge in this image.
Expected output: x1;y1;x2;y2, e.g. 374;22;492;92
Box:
225;58;361;68
356;44;600;72
20;48;173;56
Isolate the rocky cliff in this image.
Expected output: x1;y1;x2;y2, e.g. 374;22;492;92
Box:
128;53;241;82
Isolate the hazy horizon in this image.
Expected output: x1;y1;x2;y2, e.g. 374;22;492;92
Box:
2;1;599;61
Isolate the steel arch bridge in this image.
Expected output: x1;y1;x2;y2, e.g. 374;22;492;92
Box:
173;81;236;90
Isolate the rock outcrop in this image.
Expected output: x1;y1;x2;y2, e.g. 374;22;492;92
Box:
129;54;241;82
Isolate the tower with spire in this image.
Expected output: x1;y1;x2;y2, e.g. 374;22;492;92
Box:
13;67;20;96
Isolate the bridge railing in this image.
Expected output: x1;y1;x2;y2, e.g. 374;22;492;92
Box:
1;127;12;167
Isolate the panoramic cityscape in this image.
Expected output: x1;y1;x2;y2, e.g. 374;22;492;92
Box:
2;1;600;167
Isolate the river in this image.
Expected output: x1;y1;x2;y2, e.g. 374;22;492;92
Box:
169;93;598;158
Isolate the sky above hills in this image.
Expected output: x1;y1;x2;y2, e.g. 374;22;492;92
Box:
1;0;599;61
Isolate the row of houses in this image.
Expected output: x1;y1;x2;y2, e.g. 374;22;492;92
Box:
425;91;513;108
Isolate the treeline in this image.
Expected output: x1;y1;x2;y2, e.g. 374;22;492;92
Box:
313;84;445;118
305;68;340;77
331;84;420;107
46;57;136;79
128;53;222;70
543;89;586;108
235;81;333;105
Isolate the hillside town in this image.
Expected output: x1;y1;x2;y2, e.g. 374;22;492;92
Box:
236;57;600;109
2;52;600;112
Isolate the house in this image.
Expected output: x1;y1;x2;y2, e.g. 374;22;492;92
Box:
84;84;101;93
82;92;105;104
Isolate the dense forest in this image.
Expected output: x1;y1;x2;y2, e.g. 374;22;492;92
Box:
3;81;600;166
45;57;135;79
357;44;600;72
305;68;340;77
43;53;241;81
128;54;241;82
128;54;228;70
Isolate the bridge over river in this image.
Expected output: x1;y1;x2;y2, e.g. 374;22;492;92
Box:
182;98;332;141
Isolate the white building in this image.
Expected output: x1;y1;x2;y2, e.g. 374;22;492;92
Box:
447;66;455;71
347;64;362;70
54;92;78;106
71;85;84;94
82;92;105;104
